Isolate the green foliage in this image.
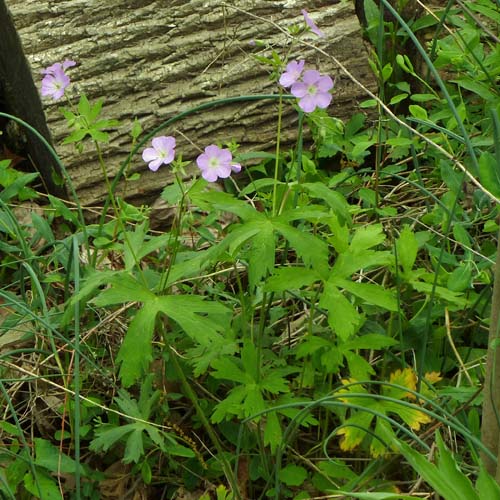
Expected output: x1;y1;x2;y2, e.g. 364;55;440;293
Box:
61;94;120;146
90;375;195;463
3;1;500;498
0;159;38;201
394;432;500;500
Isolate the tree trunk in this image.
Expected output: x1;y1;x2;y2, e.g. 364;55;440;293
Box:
0;0;66;198
480;232;500;478
6;0;376;208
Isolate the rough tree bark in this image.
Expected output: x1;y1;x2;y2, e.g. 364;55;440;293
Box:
0;0;66;198
6;0;376;208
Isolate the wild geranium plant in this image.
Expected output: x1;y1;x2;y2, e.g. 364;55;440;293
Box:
301;9;325;38
279;60;334;112
40;59;76;100
142;136;176;171
196;144;242;182
14;5;498;498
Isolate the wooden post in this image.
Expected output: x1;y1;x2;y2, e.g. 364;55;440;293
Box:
0;0;66;198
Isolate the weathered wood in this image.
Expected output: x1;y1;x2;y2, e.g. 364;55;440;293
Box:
0;0;66;198
6;0;376;207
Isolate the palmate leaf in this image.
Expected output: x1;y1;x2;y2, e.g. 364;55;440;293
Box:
247;221;275;289
273;221;329;276
211;357;249;384
211;385;247;423
264;267;320;292
190;189;263;222
157;295;231;346
115;293;231;387
319;282;362;340
301;182;352;225
92;272;156;306
90;423;136;454
24;470;61;500
116;303;159;387
396;225;419;276
330;277;398;311
187;337;238;377
90;423;148;464
331;249;393;279
338;369;435;458
338;411;374;452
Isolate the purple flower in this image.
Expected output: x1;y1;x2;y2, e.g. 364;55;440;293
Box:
291;69;334;113
142;136;176;171
279;60;305;88
196;145;241;182
302;10;325;38
40;59;76;100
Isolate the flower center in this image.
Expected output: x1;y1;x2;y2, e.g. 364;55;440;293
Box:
209;157;220;169
307;84;318;96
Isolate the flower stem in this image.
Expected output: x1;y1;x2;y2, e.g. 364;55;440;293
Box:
93;142;146;285
166;342;241;498
272;91;284;217
159;172;187;293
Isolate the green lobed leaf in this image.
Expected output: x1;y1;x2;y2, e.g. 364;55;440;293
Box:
273;221;329;276
24;470;62;500
247;221;275;289
301;182;351;224
34;438;82;475
210;357;248;384
264;267;320;292
90;424;134;454
447;263;472;292
156;295;231;346
243;384;266;418
350;223;386;252
92;273;156;306
319;283;362;340
396;226;418;276
116;302;159;387
330;277;398;311
211;385;247;423
263;411;282;451
123;427;145;464
279;465;308;487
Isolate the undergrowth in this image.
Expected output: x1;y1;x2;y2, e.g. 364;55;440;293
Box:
1;2;500;499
